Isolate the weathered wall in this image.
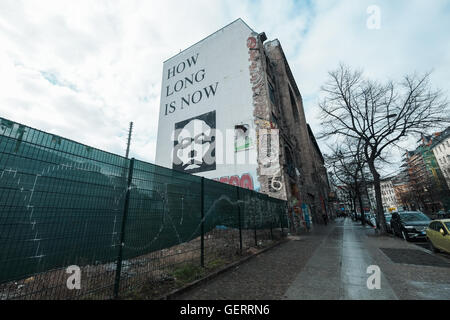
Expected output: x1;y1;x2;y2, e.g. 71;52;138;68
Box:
247;33;288;201
263;39;330;227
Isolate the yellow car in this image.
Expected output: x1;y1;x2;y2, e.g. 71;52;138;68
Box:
426;219;450;254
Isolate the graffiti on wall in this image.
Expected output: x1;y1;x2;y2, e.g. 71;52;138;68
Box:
213;173;254;190
172;110;216;174
234;124;254;152
247;35;284;198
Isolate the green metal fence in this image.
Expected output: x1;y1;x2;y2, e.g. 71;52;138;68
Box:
0;117;288;300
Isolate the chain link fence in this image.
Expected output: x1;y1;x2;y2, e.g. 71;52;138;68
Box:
0;117;288;300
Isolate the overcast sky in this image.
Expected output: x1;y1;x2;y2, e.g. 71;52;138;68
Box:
1;0;449;177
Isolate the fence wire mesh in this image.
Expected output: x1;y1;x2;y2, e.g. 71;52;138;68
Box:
0;117;288;300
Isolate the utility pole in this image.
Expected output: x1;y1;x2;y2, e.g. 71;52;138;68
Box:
125;122;133;159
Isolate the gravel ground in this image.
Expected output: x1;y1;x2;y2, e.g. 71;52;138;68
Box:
175;222;335;300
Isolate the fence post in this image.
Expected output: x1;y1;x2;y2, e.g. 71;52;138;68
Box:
270;217;274;240
113;157;135;299
236;186;242;255
253;198;257;247
200;177;205;268
279;204;284;237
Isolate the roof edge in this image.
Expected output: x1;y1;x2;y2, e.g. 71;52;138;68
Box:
163;18;255;64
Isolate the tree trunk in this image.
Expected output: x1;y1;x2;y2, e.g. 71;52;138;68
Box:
357;190;365;225
368;160;387;233
355;178;365;225
361;167;371;225
352;197;358;221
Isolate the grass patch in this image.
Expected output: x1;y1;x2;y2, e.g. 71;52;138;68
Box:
170;264;204;285
205;257;226;270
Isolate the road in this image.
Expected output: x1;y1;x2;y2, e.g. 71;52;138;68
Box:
176;218;450;300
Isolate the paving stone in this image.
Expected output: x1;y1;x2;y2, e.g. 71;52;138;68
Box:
175;218;450;300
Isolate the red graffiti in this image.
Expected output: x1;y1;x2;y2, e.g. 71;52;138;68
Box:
229;175;240;186
247;37;257;49
219;177;229;184
239;173;254;189
214;173;254;190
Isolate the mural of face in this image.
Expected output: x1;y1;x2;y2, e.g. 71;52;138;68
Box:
176;119;211;171
173;111;216;173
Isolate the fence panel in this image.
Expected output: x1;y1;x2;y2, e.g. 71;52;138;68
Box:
0;117;288;300
203;179;240;267
117;160;203;296
0;118;129;299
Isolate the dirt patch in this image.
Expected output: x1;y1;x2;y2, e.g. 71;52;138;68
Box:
0;227;283;300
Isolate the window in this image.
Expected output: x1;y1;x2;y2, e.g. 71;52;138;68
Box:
268;81;276;105
289;87;300;122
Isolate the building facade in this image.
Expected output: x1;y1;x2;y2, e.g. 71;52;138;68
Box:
404;130;450;213
155;19;330;231
431;127;450;190
392;169;412;211
335;185;353;215
380;179;399;213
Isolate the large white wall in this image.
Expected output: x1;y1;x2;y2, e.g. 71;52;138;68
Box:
155;19;261;190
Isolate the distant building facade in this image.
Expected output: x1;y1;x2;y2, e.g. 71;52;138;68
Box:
431;127;450;190
403;129;450;213
380;179;398;212
392;169;412;211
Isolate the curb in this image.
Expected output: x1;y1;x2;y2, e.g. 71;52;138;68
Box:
158;238;289;300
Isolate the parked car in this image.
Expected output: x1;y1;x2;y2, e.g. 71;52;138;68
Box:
436;210;450;219
390;211;431;241
426;219;450;254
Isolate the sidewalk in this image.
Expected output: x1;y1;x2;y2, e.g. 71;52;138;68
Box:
176;218;450;300
284;218;397;299
176;222;334;300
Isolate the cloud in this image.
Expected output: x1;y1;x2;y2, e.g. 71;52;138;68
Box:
287;0;450;174
0;0;232;162
0;0;449;174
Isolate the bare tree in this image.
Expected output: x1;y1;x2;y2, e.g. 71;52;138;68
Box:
326;137;367;224
319;64;449;233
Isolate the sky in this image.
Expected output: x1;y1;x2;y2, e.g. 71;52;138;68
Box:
1;0;449;177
